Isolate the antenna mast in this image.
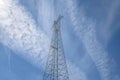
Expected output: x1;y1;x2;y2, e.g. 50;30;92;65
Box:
43;15;69;80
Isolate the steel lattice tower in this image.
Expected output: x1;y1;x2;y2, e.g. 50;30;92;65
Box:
43;16;69;80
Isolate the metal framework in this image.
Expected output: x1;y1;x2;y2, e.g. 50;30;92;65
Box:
43;15;69;80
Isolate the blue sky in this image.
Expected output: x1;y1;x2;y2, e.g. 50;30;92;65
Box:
0;0;120;80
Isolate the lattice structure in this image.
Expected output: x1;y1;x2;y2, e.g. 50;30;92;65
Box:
43;15;69;80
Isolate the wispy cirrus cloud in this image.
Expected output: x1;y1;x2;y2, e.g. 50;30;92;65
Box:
0;0;49;68
0;0;87;80
64;0;118;80
37;0;56;35
67;61;87;80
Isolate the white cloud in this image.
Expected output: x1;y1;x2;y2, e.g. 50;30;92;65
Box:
0;0;49;68
64;0;117;80
67;61;87;80
37;0;56;35
0;0;88;80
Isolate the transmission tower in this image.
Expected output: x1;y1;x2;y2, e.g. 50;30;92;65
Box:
43;15;69;80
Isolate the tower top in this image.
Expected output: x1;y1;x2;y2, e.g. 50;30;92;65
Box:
53;15;63;31
54;15;63;24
